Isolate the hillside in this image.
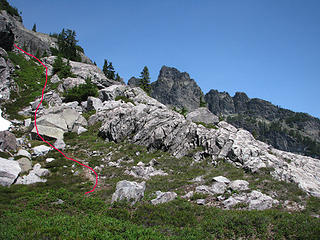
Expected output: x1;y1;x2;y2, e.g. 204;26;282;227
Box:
0;2;320;239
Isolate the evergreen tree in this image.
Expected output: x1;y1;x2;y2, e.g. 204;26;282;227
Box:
102;59;109;76
57;28;80;61
115;73;121;82
107;62;115;80
102;59;115;80
139;66;151;94
32;23;36;32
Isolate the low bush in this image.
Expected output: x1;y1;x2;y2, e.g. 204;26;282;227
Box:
63;78;98;103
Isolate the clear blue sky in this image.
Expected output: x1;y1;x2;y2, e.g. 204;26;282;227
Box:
9;0;320;118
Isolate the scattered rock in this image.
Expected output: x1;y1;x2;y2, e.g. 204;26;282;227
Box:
46;158;55;163
17;149;31;159
0;130;16;151
32;145;51;156
54;139;66;150
213;176;231;184
0;157;21;186
124;163;168;180
17;157;32;173
16;163;50;185
111;180;146;205
182;191;194;199
229;180;250;191
211;182;227;195
222;190;278;210
196;199;206;205
51;199;64;205
151;191;177;205
24;118;31;127
76;126;88;135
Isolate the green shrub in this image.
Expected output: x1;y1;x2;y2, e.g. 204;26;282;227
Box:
115;95;134;105
52;55;74;79
63;78;98;103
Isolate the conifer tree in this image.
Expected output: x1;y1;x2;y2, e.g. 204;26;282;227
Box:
107;62;115;80
139;66;151;94
115;73;121;82
32;23;36;32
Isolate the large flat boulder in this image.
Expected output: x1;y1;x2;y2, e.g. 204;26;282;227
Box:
0;130;16;151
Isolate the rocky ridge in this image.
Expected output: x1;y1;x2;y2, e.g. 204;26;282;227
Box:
88;84;320;197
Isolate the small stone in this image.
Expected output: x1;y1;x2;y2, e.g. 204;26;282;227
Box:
213;176;231;184
54;139;66;150
51;199;64;205
196;199;206;205
229;180;250;191
17;157;32;173
46;158;55;163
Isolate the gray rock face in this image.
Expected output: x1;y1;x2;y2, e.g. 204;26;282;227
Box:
150;66;204;111
151;191;177;205
0;130;16;151
205;89;320;159
205;90;235;115
0;13;14;51
87;97;103;111
17;157;32;173
127;77;141;87
90;85;320;197
16;163;49;185
0;10;55;56
0;47;15;100
0;157;21;186
111;180;146;205
186;107;219;124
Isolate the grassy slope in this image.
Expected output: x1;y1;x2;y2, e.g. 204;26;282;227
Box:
1;52;320;239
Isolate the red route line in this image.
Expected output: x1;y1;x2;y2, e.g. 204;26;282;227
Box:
14;44;98;194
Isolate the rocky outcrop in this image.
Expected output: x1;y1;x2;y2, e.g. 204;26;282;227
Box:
111;180;146;205
17;157;32;173
89;85;320;197
0;157;21;186
32;145;51;157
41;56;123;89
150;66;204;111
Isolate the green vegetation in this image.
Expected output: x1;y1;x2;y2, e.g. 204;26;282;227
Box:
115;95;135;105
0;0;19;17
195;121;218;129
4;52;51;120
1;120;319;239
50;29;83;62
32;23;36;32
102;59;122;81
52;55;74;79
63;77;98;103
139;66;151;95
199;96;206;107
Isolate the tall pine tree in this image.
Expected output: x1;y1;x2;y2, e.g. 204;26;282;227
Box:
139;66;151;94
